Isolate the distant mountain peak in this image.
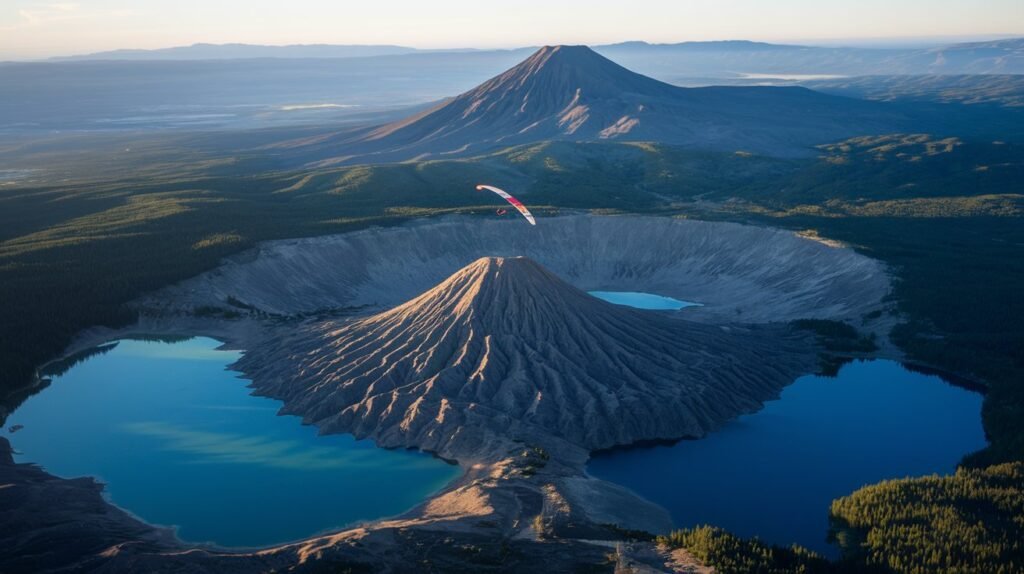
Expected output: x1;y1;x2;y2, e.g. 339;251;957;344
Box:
361;44;680;146
301;43;905;165
488;44;674;89
468;44;677;100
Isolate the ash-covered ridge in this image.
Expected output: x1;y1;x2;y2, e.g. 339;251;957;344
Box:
151;215;890;325
238;256;815;459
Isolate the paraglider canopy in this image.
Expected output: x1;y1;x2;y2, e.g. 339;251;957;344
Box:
476;185;536;225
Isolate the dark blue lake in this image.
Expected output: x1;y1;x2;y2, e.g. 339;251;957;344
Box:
587;359;987;556
6;337;460;548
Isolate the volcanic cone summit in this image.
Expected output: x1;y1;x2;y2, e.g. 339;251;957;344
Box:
364;44;679;143
239;256;816;460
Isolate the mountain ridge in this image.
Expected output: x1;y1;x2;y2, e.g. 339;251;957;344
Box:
45;37;1024;62
49;42;421;61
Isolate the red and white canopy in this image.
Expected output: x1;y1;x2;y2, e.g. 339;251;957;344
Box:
476;185;536;225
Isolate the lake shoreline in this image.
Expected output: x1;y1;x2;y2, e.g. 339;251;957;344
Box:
588;359;988;555
1;216;906;571
8;336;463;549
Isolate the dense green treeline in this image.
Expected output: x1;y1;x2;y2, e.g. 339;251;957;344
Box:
656;526;879;574
656;464;1024;573
829;463;1024;574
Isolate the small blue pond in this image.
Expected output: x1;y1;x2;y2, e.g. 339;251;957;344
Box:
587;359;987;555
6;337;460;548
589;291;700;310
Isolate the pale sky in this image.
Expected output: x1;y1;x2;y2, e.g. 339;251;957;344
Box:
1;0;1022;59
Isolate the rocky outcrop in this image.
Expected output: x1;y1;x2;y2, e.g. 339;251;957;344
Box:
237;256;817;461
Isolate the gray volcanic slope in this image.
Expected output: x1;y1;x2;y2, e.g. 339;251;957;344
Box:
151;215;889;325
236;256;815;458
286;45;907;164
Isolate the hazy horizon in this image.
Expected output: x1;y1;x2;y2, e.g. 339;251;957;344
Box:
2;0;1022;60
5;33;1024;62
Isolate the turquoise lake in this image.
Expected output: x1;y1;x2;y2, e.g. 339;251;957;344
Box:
587;359;987;555
589;291;700;310
6;337;460;548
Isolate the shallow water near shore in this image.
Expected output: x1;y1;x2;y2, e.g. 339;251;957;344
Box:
6;337;460;548
587;359;987;556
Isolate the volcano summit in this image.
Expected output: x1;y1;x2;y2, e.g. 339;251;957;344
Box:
238;256;817;461
294;45;905;164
